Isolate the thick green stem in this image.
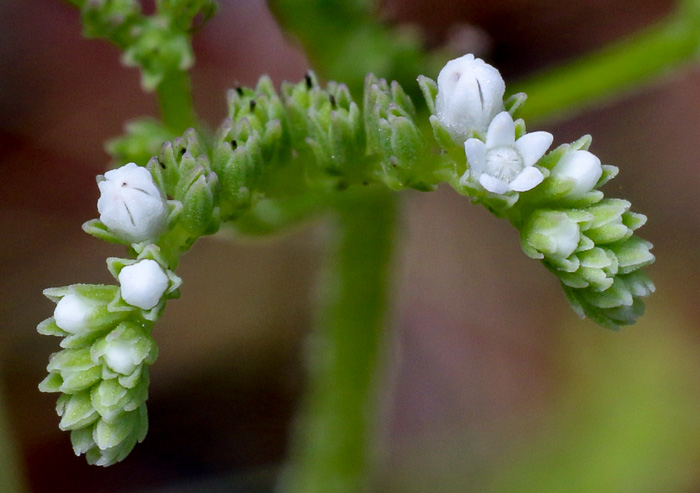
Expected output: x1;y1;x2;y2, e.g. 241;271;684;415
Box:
282;188;396;493
512;12;700;122
156;69;197;133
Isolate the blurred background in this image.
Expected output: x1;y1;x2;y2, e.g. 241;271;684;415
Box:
1;0;699;491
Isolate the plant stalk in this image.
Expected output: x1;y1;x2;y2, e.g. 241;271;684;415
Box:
281;188;396;493
512;12;700;122
0;382;27;493
156;69;197;133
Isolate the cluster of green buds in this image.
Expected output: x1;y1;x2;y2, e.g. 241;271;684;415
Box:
210;70;430;211
284;73;366;190
421;54;654;328
363;74;431;191
71;0;216;90
211;76;289;220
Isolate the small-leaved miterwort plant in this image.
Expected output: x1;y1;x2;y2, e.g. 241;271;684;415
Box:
38;0;655;479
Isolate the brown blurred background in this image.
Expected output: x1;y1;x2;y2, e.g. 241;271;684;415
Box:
1;1;699;492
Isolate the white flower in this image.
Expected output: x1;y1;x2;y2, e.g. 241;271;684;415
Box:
551;150;603;198
118;259;169;310
54;294;94;333
97;163;168;244
462;111;552;195
436;54;506;143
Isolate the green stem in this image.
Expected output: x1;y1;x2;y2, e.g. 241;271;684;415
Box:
0;383;26;493
511;11;700;122
282;188;396;493
156;69;197;133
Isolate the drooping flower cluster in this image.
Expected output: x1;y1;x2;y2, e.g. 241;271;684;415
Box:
39;164;184;466
38;249;181;465
421;53;654;328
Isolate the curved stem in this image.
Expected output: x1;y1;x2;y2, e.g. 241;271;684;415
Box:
281;188;396;493
512;12;700;122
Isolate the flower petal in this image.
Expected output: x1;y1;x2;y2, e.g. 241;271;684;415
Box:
515;131;553;167
465;138;487;176
508;166;544;192
479;174;508;194
485;111;515;148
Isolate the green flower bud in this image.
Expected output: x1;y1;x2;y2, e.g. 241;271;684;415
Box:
122;18;193;91
180;173;220;236
57;391;99;432
106;118;174;167
91;375;149;423
90;322;157;379
522;210;589;260
44;348;102;394
80;0;141;45
364;74;427;190
69;404;148;467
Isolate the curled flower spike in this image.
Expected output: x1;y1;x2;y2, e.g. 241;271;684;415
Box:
435;54;505;143
97;163;168;244
462;111;553;195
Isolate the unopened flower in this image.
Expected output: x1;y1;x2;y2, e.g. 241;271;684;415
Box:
435;54;505;143
462;111;552;195
97;163;168;244
523;210;584;260
551;150;603;198
118;259;169;310
91;323;155;377
54;294;96;333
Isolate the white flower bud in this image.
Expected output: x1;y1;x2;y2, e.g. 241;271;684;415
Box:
551;150;603;198
97;163;168;244
436;54;506;143
118;259;169;310
103;341;140;376
54;294;94;333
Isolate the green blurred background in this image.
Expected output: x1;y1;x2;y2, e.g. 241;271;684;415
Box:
1;0;699;491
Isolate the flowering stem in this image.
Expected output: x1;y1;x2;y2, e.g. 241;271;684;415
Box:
156;69;197;134
512;11;700;122
282;188;396;493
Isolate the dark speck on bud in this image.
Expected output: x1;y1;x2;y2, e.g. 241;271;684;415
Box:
305;72;313;89
329;94;337;109
235;85;243;96
231;139;237;149
249;100;256;112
